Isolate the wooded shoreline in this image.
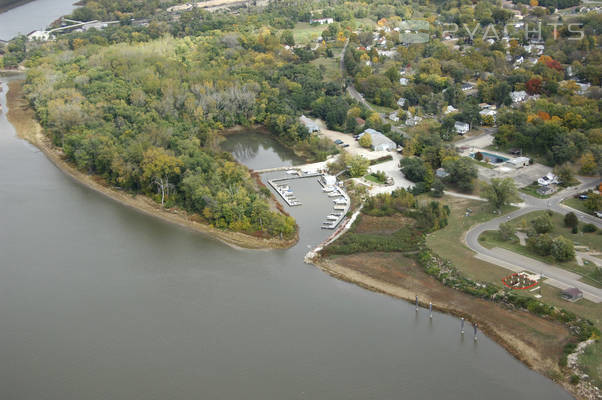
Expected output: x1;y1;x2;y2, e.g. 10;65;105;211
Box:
5;79;298;250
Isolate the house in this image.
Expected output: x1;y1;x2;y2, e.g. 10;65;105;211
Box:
399;78;409;86
577;82;591;95
435;168;450;179
310;18;334;25
444;105;458;114
300;115;320;133
511;90;527;103
454;121;470;135
358;129;396;151
405;115;422;127
538;172;559;186
27;30;52;41
479;108;497;121
561;288;583;302
461;82;475;92
389;112;399;122
505;157;530;169
397;97;407;107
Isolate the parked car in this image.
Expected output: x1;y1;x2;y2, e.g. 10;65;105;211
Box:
578;194;589;200
342;144;350;148
334;139;343;145
595;211;602;218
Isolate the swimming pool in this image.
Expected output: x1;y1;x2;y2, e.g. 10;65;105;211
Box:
471;151;509;164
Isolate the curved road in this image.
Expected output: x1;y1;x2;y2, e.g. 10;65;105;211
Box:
465;178;602;302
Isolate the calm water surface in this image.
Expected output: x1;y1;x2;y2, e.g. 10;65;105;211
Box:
220;131;304;170
0;0;78;40
0;77;573;399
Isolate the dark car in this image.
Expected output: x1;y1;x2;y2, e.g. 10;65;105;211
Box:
342;144;350;148
334;139;344;145
578;194;589;200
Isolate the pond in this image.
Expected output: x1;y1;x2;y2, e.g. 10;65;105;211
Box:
220;130;305;170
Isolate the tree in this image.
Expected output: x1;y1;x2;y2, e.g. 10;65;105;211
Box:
531;214;554;234
441;158;478;193
499;222;516;241
359;134;372;148
431;178;444;197
554;164;575;187
141;148;183;207
482;178;519;209
349;155;370;177
551;236;575;261
528;234;553;256
564;212;578;229
400;157;430;183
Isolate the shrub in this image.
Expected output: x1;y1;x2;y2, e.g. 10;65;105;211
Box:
528;234;553;256
551;236;575;261
531;214;554;234
569;375;580;385
475;151;484;161
571;225;579;234
582;223;597;233
564;212;578;228
499;222;516;241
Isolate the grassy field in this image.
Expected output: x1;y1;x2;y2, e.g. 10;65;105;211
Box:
425;196;516;284
563;197;594;215
310;56;341;83
293;22;326;45
478;230;602;288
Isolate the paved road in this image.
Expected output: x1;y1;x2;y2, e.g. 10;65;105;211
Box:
465;178;602;302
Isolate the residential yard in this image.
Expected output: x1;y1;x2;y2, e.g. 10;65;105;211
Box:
519;183;556;199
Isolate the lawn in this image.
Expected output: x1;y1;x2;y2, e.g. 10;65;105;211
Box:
563;197;594;215
478;230;602;288
425;195;516;285
310;56;342;83
364;173;386;184
519;183;555;199
293;22;326;45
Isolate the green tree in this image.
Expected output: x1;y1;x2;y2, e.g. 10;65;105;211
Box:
349;155;370;177
564;212;578;229
359;134;372;148
499;222;516;241
482;178;519;209
551;236;575;261
531;214;554;234
441;158;478;192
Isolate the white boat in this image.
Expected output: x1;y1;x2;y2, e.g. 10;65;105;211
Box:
323;186;335;193
334;205;346;211
333;198;347;205
278;185;290;191
328;192;340;197
326;215;339;221
286;170;297;175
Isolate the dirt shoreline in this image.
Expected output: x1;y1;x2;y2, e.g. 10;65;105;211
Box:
5;80;298;250
312;255;593;400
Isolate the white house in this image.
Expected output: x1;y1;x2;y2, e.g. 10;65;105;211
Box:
359;129;396;151
511;90;527;103
538;172;559;186
479;108;497;120
454;121;470;135
397;97;407;107
444;105;458;114
389;112;400;122
27;30;52;41
399;78;409;86
506;157;530;169
310;18;334;25
461;82;475;92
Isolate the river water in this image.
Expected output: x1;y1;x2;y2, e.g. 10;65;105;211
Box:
0;0;78;40
0;75;573;399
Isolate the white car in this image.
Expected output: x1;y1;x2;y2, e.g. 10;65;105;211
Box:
595;211;602;218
